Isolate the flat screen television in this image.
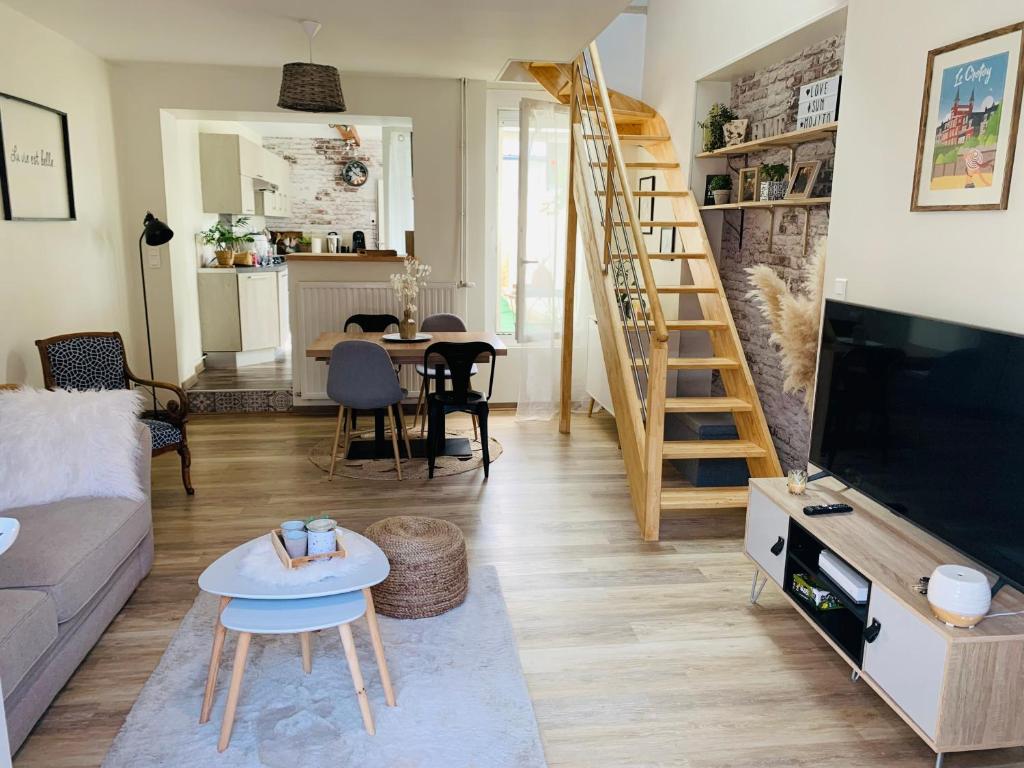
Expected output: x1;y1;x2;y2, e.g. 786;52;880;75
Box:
810;300;1024;593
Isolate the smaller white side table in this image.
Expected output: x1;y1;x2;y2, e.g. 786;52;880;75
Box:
215;592;372;752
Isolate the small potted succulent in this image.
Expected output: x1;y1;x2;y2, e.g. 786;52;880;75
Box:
297;235;313;254
760;163;788;201
710;174;732;205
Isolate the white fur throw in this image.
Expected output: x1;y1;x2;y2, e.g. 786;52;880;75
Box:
0;387;145;510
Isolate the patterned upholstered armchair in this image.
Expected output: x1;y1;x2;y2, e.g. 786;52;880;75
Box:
35;331;194;494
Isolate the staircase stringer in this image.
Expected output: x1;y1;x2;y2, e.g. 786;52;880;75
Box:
570;132;649;526
644;114;783;479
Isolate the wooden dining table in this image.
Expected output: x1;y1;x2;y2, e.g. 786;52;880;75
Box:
306;330;507;460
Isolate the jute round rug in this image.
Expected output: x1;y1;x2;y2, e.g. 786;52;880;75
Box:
308;428;502;480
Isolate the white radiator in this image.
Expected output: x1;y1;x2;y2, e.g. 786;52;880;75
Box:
297;281;458;401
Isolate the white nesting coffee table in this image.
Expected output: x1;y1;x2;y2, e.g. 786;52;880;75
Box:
197;527;395;732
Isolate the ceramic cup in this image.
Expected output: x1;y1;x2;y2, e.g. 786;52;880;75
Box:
283;529;308;559
307;518;339;556
281;520;305;533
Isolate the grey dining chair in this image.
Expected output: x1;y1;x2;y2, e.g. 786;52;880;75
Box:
326;340;412;480
413;313;479;438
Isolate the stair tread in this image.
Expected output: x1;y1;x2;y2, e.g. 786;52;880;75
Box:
591;161;679;168
633;356;739;370
662;440;767;459
617;284;717;294
596;189;690;197
659;320;728;330
584;134;671;143
661;486;751;510
613;220;698;227
665;396;753;413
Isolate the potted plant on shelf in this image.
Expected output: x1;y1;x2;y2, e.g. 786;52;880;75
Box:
710;174;732;205
390;258;432;339
200;218;255;266
698;103;739;152
297;235;313;254
760;163;788;201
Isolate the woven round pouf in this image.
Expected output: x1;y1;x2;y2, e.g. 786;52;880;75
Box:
364;516;469;619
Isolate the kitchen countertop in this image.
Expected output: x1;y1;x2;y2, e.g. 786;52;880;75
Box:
286;253;406;263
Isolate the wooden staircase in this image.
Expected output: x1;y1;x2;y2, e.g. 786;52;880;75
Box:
529;47;782;541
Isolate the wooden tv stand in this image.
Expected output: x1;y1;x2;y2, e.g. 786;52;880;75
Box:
745;477;1024;768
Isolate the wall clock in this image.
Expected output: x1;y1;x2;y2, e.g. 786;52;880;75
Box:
341;159;368;187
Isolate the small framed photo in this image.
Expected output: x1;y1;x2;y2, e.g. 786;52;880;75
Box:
638;175;655;234
786;160;822;199
911;22;1024;211
738;166;761;203
0;92;75;220
659;226;675;254
723;119;749;147
702;175;716;206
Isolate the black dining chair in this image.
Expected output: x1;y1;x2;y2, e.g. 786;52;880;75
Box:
423;341;496;480
342;313;401;433
326;340;411;480
413;313;478;436
344;314;400;333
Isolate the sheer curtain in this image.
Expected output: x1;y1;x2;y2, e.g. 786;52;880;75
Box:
383;128;414;252
515;99;586;421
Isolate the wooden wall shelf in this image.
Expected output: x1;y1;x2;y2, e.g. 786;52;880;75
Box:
699;197;831;211
695;122;838;158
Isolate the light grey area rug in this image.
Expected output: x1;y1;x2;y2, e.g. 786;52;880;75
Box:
103;566;547;767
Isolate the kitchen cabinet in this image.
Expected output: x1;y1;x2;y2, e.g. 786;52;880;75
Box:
199;134;291;216
198;269;283;353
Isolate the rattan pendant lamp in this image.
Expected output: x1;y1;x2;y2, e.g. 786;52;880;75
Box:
278;20;346;113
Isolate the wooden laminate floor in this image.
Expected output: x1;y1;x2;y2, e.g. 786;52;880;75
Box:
12;412;1024;768
188;357;291;391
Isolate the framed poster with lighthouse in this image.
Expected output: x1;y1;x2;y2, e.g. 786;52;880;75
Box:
911;22;1024;211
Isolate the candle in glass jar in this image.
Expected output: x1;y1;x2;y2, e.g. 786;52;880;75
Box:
787;469;808;495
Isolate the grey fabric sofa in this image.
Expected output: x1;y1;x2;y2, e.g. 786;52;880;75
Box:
0;424;154;753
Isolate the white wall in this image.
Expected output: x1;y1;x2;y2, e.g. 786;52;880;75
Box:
0;3;133;386
106;61;483;385
826;0;1024;333
642;0;845;177
596;12;648;99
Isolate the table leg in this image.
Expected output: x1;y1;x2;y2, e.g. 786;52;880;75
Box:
363;588;396;706
339;623;376;735
218;631;251;752
300;632;313;674
199;596;230;724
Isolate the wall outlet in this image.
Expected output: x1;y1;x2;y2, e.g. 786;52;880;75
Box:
833;278;847;299
148;248;161;268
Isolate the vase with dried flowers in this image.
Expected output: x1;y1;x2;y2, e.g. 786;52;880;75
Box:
390;258;432;339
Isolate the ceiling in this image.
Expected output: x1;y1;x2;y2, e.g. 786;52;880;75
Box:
6;0;630;80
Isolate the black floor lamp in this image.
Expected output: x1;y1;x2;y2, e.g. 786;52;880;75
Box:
138;212;174;413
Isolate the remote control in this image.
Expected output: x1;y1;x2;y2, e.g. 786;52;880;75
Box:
803;503;854;516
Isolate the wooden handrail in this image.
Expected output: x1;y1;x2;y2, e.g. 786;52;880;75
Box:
585;42;669;344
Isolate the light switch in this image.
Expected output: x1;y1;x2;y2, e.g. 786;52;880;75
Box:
148;248;161;268
833;278;847;299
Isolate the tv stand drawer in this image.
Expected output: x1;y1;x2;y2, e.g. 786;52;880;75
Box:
744;487;789;587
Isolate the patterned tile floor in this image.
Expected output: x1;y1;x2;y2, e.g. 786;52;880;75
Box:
187;358;293;413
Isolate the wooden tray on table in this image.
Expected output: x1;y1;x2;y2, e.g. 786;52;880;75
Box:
269;528;347;569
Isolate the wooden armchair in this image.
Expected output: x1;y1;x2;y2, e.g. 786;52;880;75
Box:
35;331;194;494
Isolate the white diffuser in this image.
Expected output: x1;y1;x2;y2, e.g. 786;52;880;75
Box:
927;565;991;628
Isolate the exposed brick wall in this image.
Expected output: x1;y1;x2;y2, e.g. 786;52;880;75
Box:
718;34;844;471
262;136;381;247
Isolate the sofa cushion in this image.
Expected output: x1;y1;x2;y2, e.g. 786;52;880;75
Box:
0;589;58;694
0;495;151;622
